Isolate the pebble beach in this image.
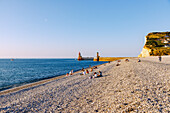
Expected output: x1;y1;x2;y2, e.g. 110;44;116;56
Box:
0;56;170;112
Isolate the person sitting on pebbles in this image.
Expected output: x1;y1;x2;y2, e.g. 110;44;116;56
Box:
125;59;129;62
117;60;121;62
90;68;93;72
83;70;86;75
93;72;98;78
92;66;97;69
138;58;141;62
66;73;69;76
80;70;85;75
86;69;89;74
69;69;73;75
97;71;102;77
116;60;121;66
116;63;120;66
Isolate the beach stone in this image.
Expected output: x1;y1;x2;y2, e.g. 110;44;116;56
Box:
123;103;128;105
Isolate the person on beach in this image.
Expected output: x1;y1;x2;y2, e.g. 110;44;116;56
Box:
93;72;98;78
86;69;89;74
94;66;97;69
116;60;121;66
116;62;120;66
81;68;84;71
80;71;84;75
97;71;102;77
83;70;86;75
66;73;69;76
138;58;141;62
89;75;92;79
125;59;129;62
159;56;162;62
69;69;73;75
90;68;93;72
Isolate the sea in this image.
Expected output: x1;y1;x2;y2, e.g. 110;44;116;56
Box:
0;59;107;91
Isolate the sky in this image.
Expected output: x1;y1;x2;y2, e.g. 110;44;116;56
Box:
0;0;170;58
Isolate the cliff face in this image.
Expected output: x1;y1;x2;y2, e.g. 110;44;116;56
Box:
138;46;151;57
139;32;170;57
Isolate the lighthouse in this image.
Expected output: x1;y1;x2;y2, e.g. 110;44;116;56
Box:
78;52;82;61
96;52;100;61
93;52;100;61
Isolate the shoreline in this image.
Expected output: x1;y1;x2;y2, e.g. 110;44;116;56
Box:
0;56;169;112
0;56;167;96
0;61;109;96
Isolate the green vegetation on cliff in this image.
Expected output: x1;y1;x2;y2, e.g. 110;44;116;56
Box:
145;32;170;56
147;32;170;39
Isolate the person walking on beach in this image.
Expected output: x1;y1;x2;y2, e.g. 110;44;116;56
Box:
158;56;162;62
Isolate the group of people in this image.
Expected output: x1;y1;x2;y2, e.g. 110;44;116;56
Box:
80;66;101;77
80;68;89;75
90;66;97;72
66;56;162;78
116;60;121;66
67;56;162;77
66;69;73;76
89;71;102;79
66;66;103;79
125;58;141;62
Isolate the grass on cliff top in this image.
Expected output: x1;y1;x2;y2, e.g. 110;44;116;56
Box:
147;32;170;39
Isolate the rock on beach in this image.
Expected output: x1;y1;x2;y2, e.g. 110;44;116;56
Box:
0;56;170;112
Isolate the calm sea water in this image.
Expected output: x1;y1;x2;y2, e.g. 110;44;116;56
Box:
0;59;107;91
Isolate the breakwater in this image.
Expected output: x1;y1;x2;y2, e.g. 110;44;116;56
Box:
78;52;128;61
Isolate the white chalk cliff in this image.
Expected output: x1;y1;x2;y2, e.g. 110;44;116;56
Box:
138;36;151;57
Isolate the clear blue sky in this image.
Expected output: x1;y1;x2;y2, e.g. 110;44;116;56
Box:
0;0;170;58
